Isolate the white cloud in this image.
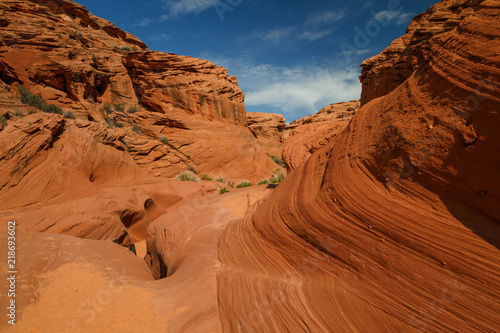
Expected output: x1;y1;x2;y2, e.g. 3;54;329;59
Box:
133;18;152;27
304;10;346;27
202;56;361;121
373;10;414;25
150;33;171;41
244;67;361;120
298;29;333;42
237;27;295;45
161;0;220;20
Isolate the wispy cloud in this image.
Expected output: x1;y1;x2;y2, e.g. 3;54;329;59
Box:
304;10;346;27
160;0;219;20
298;29;334;42
238;27;295;44
202;56;361;121
373;10;414;25
150;33;171;41
133;18;153;27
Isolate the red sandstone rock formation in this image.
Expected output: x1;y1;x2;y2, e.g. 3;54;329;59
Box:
246;112;286;157
218;1;500;331
360;0;484;105
2;0;500;332
0;0;279;183
282;100;360;170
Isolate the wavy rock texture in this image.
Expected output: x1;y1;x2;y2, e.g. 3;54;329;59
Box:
125;52;246;125
218;1;500;332
282;101;360;170
0;186;273;332
360;0;484;105
0;113;220;245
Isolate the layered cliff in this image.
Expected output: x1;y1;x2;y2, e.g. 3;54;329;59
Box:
282;100;360;170
0;0;281;184
360;0;485;105
218;1;500;331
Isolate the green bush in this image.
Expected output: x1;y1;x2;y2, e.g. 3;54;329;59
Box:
215;177;225;183
227;181;235;188
201;174;212;181
63;110;75;119
159;135;169;145
131;123;141;134
258;179;270;185
41;104;62;114
236;181;252;188
103;102;112;113
219;186;230;194
114;103;124;112
19;86;61;114
271;168;285;183
270;155;286;168
121;46;132;52
13;109;24;117
127;105;140;114
0;116;7;126
176;171;199;182
115;121;124;128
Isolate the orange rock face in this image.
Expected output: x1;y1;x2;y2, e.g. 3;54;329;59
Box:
218;1;500;332
246;112;286;157
360;0;484;105
282;100;360;170
0;0;279;183
125;52;246;125
1;0;500;332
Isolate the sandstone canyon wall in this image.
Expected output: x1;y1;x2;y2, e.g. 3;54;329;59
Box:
218;0;500;331
0;0;281;184
0;0;499;332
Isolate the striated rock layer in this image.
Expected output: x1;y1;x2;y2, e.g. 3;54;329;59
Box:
360;0;485;105
218;1;500;332
246;112;286;157
0;0;279;183
282;100;360;171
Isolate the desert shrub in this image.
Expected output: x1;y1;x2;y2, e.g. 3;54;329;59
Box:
219;186;229;194
201;174;212;181
115;121;124;128
236;181;252;188
159;135;169;145
227;181;235;188
63;110;75;119
270;155;286;168
114;103;124;112
0;116;7;126
18;86;62;114
13;109;24;117
131;123;141;134
103;102;112;113
127;105;140;113
121;46;131;52
176;171;199;182
271;168;285;183
105;118;114;128
215;177;225;183
41;104;62;114
258;179;270;185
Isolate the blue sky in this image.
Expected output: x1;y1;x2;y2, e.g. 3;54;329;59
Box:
79;0;438;121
